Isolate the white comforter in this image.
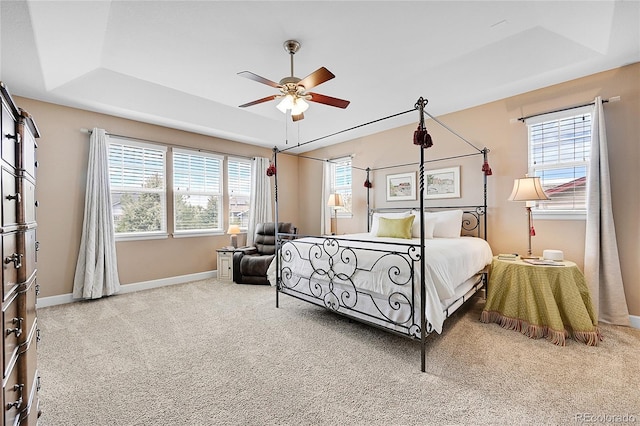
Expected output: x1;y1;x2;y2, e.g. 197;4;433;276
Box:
269;233;493;333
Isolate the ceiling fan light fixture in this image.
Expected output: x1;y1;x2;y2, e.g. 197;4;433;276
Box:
276;94;295;113
291;98;309;115
239;39;349;121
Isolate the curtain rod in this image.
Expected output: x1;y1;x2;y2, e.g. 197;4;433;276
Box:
80;128;255;160
516;96;620;122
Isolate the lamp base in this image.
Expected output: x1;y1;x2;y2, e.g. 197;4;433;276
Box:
230;235;238;249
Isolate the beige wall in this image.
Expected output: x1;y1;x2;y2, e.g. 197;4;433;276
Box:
16;98;299;297
15;62;639;317
298;63;640;317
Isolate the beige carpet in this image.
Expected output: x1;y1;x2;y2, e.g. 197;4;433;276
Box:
37;279;640;425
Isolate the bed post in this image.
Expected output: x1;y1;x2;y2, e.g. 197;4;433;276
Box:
273;146;281;308
366;167;371;232
482;148;489;241
415;97;429;373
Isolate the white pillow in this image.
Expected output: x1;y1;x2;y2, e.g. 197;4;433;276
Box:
424;210;463;238
409;211;436;239
370;212;409;236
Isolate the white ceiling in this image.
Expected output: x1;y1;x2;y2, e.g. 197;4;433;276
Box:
1;1;638;153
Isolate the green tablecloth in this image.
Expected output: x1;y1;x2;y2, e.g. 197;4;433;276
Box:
480;257;601;346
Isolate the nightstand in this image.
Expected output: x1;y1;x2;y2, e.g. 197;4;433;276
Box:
216;247;236;282
480;256;601;346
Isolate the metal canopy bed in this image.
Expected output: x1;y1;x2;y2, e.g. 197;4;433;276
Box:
270;98;493;372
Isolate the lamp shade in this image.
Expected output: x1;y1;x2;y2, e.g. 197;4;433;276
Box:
508;177;549;202
327;193;343;207
226;224;241;235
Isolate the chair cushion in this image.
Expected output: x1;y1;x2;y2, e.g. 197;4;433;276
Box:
240;254;275;277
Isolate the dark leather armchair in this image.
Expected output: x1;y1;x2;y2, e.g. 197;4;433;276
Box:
233;222;295;285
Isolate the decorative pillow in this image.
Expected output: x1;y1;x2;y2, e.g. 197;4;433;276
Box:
409;211;436;239
370;212;409;236
375;216;415;239
424;209;463;238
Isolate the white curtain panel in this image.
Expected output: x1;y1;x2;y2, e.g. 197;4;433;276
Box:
584;97;630;325
73;128;121;299
320;160;331;235
247;157;273;245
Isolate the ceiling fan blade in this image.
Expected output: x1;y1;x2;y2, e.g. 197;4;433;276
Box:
297;67;335;90
237;71;281;88
292;112;304;122
307;92;350;109
239;95;278;108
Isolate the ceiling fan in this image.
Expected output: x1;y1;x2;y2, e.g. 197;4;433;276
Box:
238;40;350;122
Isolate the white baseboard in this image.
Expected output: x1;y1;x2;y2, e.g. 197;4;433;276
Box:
38;270;217;308
630;315;640;330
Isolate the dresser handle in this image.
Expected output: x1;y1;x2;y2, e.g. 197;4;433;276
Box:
5;193;20;203
4;133;19;142
4;253;22;269
6;317;23;338
6;384;23;410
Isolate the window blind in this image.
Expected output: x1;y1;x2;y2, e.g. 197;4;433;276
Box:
228;158;252;229
331;157;352;215
173;149;223;232
527;108;591;212
108;139;167;234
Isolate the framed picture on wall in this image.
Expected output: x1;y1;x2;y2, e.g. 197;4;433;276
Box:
425;166;460;199
386;172;416;201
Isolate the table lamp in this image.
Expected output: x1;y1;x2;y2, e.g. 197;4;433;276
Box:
227;224;241;248
327;193;343;235
508;176;549;258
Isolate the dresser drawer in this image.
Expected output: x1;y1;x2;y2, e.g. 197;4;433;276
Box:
2;232;20;301
1;167;18;229
19;277;37;346
3;291;21;377
1;100;17;170
20;177;36;225
21;229;37;283
17;319;39;423
2;357;22;426
20;369;40;426
18;109;39;181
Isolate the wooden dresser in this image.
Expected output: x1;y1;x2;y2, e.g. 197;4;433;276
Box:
1;82;40;425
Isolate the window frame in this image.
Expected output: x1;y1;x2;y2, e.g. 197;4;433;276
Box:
330;156;353;218
227;157;252;231
172;148;224;236
526;106;592;220
108;137;168;241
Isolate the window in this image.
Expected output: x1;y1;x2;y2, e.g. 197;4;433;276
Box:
108;138;167;238
526;107;591;215
228;158;252;230
331;156;352;216
173;149;223;233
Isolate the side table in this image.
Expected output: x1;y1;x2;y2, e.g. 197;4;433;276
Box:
216;247;236;282
480;256;602;346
